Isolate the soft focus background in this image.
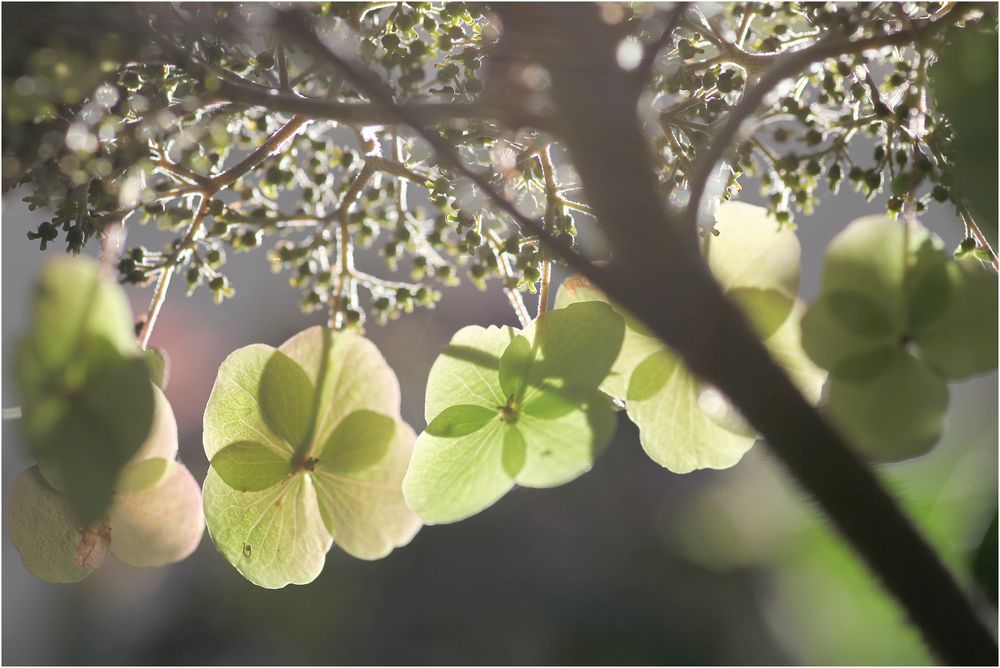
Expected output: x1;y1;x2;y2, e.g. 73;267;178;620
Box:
3;154;997;664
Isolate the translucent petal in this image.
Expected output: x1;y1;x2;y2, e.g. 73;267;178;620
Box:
8;467;105;583
203;469;331;588
313;420;421;559
826;350;949;462
404;417;511;524
109;462;205;567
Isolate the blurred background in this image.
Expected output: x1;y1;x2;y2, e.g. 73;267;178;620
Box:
3;153;996;663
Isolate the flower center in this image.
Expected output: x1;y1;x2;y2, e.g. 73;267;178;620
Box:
498;395;520;423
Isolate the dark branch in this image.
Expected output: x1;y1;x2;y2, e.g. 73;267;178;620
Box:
212;77;535;129
634;4;687;85
495;5;997;665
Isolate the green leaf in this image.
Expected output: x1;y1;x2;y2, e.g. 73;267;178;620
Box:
312;420;421;560
521;390;578;419
27;256;138;370
206;328;401;465
554;202;804;402
501;425;527;477
211;441;293;492
913;258;998;379
404;417;511;524
708;201;800;331
826;350;949;462
626;350;756;473
318;409;395;474
518;302;625;406
695;384;754;438
514;394;616;487
423;324;516;421
554;205;818;475
904;239;953;332
37;377;173;495
31;347;154;524
203;344;296;461
8;467;106;584
801;215;977;461
203;468;332;589
279;327;402;444
554;272;654;336
11;385;203;582
820;216;945;329
145;346;170;390
728;287;796;339
424;404;497;438
763;302;827;405
824;292;896;337
708;201;801;299
931;27;998;241
129;384;179;463
109;461;204;567
498;334;534;401
259;350;314;451
554;273;613;311
554;275;661;399
801;294;896;380
16;257;155;525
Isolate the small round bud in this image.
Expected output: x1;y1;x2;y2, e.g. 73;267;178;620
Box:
205;249;224;268
255;51;275;69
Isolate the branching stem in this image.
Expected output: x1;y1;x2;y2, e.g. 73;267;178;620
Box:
485;229;531;328
138;195;209;349
684;7;967;229
495;6;997;663
137;115;311;348
537;146;559;317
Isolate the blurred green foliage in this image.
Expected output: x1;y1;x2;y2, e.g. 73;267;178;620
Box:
932;26;999;244
676;395;997;664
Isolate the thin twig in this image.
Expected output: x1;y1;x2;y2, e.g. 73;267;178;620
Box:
328;131;382;328
152;158;213;189
137;114;312;347
735;8;755;48
330;222;353;330
485;229;531;328
138;196;209;349
959;206;999;270
537;146;559;317
558;197;596;217
208;116;310;190
276;43;290;91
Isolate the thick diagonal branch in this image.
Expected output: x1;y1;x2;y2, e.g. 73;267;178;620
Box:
496;5;996;665
268;6;994;661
